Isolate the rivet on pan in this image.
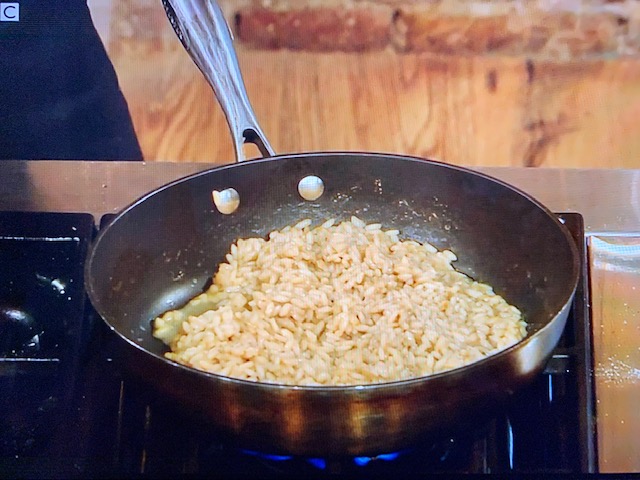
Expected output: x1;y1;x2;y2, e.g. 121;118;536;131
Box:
298;176;324;201
212;188;240;214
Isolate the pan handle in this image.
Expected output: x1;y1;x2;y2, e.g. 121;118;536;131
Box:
162;0;275;162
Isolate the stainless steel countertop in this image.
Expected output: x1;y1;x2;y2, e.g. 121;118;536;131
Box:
0;160;639;472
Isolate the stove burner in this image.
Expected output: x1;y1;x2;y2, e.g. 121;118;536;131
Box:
0;306;41;356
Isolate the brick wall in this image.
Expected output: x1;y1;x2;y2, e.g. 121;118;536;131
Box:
220;0;640;59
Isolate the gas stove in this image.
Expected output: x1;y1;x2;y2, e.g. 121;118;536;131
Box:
0;211;597;478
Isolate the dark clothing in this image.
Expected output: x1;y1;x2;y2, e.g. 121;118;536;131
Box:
0;0;143;160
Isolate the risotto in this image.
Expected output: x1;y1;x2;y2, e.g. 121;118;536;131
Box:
152;217;526;386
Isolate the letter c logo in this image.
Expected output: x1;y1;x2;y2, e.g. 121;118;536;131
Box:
1;3;19;22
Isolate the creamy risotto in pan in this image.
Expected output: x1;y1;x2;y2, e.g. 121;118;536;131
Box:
153;217;526;386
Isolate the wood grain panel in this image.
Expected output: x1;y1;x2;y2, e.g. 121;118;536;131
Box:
99;0;640;167
112;43;640;167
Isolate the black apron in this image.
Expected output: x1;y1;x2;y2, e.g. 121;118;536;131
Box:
0;0;143;160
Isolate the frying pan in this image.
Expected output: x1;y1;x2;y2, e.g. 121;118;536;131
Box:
84;0;580;456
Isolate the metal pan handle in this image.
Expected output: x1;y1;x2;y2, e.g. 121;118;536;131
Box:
162;0;274;162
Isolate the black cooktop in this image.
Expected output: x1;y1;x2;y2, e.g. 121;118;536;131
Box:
0;212;597;478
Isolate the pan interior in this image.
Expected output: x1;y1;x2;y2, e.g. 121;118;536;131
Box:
86;154;578;359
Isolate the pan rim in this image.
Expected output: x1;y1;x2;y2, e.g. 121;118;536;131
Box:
85;151;581;392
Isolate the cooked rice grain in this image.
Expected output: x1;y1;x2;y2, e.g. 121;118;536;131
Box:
153;217;526;385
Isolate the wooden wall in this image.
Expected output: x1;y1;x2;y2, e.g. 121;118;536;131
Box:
88;0;640;167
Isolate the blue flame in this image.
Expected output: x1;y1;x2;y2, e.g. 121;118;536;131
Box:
306;458;327;469
353;451;402;466
241;449;292;461
241;449;403;469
